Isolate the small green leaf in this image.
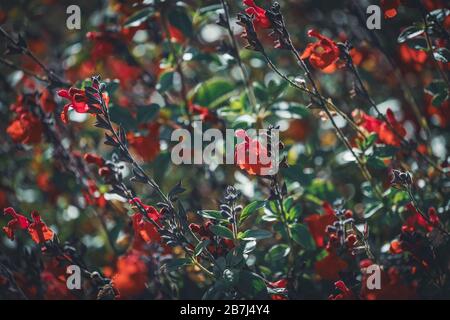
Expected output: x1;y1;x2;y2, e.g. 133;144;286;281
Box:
210;225;234;239
397;26;424;43
265;244;290;262
164;258;191;271
194;239;210;256
197;210;225;221
236;271;268;299
240;229;272;241
137;104;160;124
290;224;316;250
124;8;154;27
239;201;265;224
157;71;175;93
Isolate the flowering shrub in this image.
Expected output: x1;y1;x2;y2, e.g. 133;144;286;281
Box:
0;0;449;300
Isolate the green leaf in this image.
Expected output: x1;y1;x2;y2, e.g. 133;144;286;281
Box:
137;104;160;124
157;71;175;93
197;210;225;221
239;201;265;224
210;225;234;239
164;258;191;271
168;6;193;38
236;271;268;299
265;244;290;262
194;239;210;256
124;8;154;27
108;106;137;130
364;203;384;219
290;224;316;250
193;78;234;108
397;26;424;43
433;48;450;64
240;229;272;241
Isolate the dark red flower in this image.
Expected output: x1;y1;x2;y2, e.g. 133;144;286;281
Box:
128;123;161;162
234;129;274;176
315;252;348;281
57;88;90;123
129;197;161;244
329;280;354;300
84;153;105;167
268;279;288;300
28;211;54;244
243;0;271;29
304;202;337;247
188;103;216;122
2;207;30;241
380;0;401;19
300;29;340;71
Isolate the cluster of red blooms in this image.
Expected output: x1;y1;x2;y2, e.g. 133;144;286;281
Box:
129;197;162;247
6;95;43;145
189;221;234;256
352;108;406;147
2;207;54;244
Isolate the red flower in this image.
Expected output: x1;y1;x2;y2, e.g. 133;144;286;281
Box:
300;29;340;71
329;280;354;300
57;88;90;123
399;44;427;72
28;211;54;244
243;0;271;29
268;279;288;300
128;123;161;162
353;108;406;147
2;207;30;241
188;103;216;122
84;153;105;167
304;202;337;247
7;111;43;144
380;0;401;19
129;197;161;244
315;252;348;281
234;129;274;176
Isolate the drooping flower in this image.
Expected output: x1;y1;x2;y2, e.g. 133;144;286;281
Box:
234;129;274;176
300;29;340;71
2;207;30;241
129;197;161;244
83;153;106;167
243;0;271;29
268;279;288;300
188;103;216;122
28;211;54;244
57;88;90;123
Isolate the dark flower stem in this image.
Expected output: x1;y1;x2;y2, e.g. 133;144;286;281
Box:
219;0;258;112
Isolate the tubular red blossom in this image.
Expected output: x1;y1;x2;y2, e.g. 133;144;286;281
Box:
39;89;57;113
329;280;354;300
268;279;288;300
2;207;30;240
127;123;161;162
304;202;337;247
300;29;340;71
243;0;271;29
315;252;348;280
28;211;54;244
129;198;161;244
83;153;105;167
234;129;273;175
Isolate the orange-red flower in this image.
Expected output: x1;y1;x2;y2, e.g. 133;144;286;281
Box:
28;211;54;244
57;88;90;123
329;280;354;300
304;202;337;247
268;279;288;300
129;197;161;244
301;29;340;71
39;89;57;113
243;0;271;29
315;252;348;281
127;123;161;162
7;111;43;144
234;129;274;175
2;207;30;241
